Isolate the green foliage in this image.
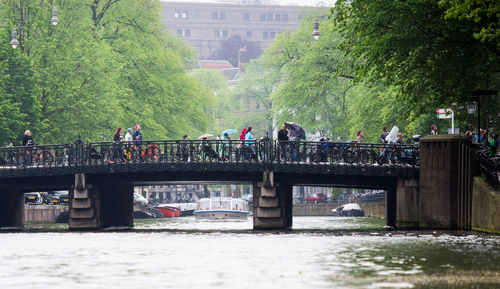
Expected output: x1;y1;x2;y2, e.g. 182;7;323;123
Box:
440;0;500;51
0;0;211;145
332;0;500;117
0;28;40;145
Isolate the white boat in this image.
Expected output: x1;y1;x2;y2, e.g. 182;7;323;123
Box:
194;197;250;221
332;203;365;217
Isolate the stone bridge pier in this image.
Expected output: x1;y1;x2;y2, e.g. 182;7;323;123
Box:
69;174;134;230
253;171;293;230
0;186;24;229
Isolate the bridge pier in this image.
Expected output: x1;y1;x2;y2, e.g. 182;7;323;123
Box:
0;186;24;230
70;174;134;230
253;171;292;230
396;178;419;229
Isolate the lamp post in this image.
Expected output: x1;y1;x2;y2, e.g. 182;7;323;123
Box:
9;6;58;49
51;7;59;26
470;89;498;143
312;20;320;40
10;28;19;49
466;101;477;134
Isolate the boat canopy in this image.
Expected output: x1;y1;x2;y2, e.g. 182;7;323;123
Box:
197;198;247;211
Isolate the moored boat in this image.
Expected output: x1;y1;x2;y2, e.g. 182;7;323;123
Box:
193;197;250;221
161;203;197;216
155;205;181;218
332;203;365;217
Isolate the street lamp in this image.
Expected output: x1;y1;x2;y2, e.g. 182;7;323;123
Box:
466;101;477;133
51;7;59;26
10;28;19;49
466;102;477;115
9;7;58;49
312;20;320;40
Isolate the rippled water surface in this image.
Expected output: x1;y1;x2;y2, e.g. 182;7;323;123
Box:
2;217;500;289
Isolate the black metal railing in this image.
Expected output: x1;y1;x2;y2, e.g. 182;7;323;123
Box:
0;143;74;169
0;140;420;169
478;149;500;189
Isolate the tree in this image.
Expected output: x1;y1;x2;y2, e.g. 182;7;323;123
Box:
0;29;40;146
0;0;213;143
332;0;500;118
210;35;262;67
441;0;500;52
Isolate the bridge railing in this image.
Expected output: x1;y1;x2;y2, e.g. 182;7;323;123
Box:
273;141;419;166
0;143;74;169
477;149;500;189
0;139;420;169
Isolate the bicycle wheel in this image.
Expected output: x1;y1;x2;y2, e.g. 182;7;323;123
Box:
38;150;55;166
146;145;162;162
359;150;371;164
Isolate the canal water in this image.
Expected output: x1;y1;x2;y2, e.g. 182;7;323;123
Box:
1;217;500;288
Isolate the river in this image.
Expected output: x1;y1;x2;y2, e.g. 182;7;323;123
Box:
1;217;499;288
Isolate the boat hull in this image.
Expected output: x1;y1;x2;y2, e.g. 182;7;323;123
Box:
155;206;181;218
194;210;249;221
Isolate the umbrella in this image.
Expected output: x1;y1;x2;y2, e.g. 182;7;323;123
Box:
220;129;238;135
285;122;306;140
197;133;213;140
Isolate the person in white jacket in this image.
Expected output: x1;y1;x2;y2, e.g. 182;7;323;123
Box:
125;128;133;141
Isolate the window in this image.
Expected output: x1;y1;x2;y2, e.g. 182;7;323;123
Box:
270;32;276;39
222;30;228;38
177;29;190;37
243;13;250;20
260;13;266;21
214;30;220;37
246;31;252;38
275;14;281;21
282;14;288;21
262;31;268;39
175;11;187;19
267;14;273;21
220;12;226;20
212;12;218;20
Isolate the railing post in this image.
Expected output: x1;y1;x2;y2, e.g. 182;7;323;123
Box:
74;136;84;172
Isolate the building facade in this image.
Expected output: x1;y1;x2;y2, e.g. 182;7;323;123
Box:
160;1;316;59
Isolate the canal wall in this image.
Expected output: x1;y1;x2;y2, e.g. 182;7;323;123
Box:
360;202;386;218
293;204;338;216
25;205;66;222
471;177;500;234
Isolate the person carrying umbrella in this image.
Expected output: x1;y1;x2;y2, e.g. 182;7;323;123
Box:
278;123;289;161
289;130;299;161
285;122;305;162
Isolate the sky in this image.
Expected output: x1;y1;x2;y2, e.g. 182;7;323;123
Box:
160;0;332;7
